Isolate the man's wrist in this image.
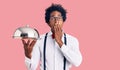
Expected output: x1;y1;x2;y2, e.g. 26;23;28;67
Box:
25;53;31;59
57;40;63;48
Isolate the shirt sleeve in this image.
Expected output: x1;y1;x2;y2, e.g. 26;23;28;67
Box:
60;37;82;67
25;40;41;70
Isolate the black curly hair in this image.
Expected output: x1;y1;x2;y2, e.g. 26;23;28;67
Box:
45;3;67;24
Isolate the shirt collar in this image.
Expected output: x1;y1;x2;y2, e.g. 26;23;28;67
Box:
47;31;53;36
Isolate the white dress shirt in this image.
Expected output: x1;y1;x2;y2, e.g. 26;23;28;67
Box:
25;31;82;70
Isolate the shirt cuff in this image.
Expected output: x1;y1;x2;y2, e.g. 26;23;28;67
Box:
25;57;32;69
25;56;31;63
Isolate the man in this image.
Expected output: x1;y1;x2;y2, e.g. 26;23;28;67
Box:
22;4;82;70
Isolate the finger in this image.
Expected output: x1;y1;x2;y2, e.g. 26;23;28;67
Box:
57;23;61;31
27;39;30;45
55;22;59;32
55;25;58;32
22;39;26;45
22;39;28;50
30;40;36;48
54;26;57;32
54;25;57;33
59;24;62;32
58;22;63;32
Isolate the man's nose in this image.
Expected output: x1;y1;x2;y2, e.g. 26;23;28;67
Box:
54;19;58;23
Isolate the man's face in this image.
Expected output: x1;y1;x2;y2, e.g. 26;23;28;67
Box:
48;11;63;31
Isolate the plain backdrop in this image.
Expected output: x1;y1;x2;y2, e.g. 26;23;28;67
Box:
0;0;120;70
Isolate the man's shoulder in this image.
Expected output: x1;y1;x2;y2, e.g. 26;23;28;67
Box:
65;33;79;45
65;33;78;40
36;33;47;42
39;33;47;39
